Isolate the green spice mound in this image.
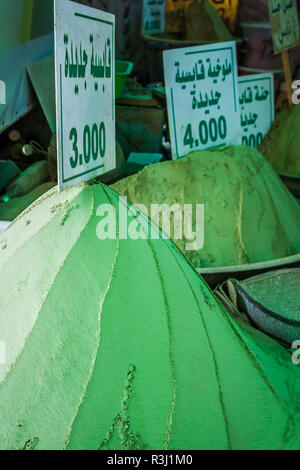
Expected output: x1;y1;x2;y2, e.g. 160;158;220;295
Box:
184;0;233;43
165;0;233;44
259;105;300;177
112;146;300;269
1;182;300;450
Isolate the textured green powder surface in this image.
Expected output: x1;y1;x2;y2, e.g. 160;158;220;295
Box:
259;105;300;177
0;183;300;450
113;146;300;269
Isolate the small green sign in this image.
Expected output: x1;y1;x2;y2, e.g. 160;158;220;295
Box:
142;0;166;35
268;0;300;54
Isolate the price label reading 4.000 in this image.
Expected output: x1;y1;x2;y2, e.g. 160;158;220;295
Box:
183;116;227;150
55;0;115;191
163;41;241;159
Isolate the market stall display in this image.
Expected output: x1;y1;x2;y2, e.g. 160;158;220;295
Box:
1;0;300;454
1;182;300;450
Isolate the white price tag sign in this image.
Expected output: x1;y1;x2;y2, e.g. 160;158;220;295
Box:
55;0;116;192
163;41;241;159
239;73;275;149
143;0;166;35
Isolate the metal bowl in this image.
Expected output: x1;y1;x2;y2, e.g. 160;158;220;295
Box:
198;253;300;288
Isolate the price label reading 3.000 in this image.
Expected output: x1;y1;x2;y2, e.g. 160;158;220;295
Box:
69;122;106;169
55;0;115;191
